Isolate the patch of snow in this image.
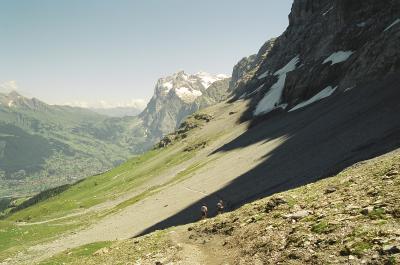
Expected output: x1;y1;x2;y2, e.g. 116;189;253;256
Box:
247;84;265;98
289;86;337;112
357;22;367;28
195;72;228;89
344;86;355;93
8;100;15;107
322;6;333;16
217;74;229;79
277;103;288;110
257;70;270;80
175;87;203;103
238;92;247;100
239;84;265;100
384;18;400;32
323;51;354;65
162;81;173;92
274;56;299;76
254;56;299;116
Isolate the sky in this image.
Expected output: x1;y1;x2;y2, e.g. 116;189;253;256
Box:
0;0;293;109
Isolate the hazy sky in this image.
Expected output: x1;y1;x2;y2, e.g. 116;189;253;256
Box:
0;0;293;108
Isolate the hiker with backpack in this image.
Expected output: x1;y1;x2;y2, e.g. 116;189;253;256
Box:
216;199;224;215
200;204;208;219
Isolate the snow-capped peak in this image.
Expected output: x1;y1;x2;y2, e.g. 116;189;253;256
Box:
154;70;229;103
175;87;203;103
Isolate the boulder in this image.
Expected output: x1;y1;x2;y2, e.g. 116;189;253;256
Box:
283;210;312;220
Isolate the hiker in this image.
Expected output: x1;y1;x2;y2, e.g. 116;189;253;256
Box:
216;199;224;214
201;204;208;219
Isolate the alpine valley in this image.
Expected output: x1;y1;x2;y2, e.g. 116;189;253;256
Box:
0;71;230;198
1;1;400;264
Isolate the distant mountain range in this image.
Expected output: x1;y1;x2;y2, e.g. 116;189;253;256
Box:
0;71;230;197
0;91;150;197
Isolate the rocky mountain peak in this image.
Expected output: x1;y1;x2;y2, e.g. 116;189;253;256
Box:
0;91;48;111
1;91;29;108
153;71;228;104
140;70;230;139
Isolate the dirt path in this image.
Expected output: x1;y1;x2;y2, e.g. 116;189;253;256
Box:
167;226;233;265
168;230;206;265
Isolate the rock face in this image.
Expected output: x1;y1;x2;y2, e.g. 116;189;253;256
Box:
229;38;276;96
229;55;256;91
140;71;229;138
230;0;400;116
184;79;231;116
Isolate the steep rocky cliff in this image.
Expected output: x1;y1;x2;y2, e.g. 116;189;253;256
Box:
231;0;400;116
229;38;276;95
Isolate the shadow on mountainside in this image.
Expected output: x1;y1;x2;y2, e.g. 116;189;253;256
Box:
137;74;400;237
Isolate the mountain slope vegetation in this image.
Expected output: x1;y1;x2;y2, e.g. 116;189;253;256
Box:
42;149;400;265
1;72;399;263
0;0;399;264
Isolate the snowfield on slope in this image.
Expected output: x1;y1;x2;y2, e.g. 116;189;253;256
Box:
161;81;173;92
175;87;203;103
257;70;270;80
196;72;229;89
254;56;299;116
323;51;354;65
384;18;400;32
289;86;337;112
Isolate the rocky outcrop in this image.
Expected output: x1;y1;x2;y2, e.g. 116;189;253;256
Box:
229;38;276;96
229;55;256;91
184;78;230;116
140;71;229;138
154;113;213;149
231;0;400;116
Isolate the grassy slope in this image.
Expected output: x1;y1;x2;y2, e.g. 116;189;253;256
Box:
4;99;398;264
0;146;185;259
0;112;217;262
43;150;400;265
